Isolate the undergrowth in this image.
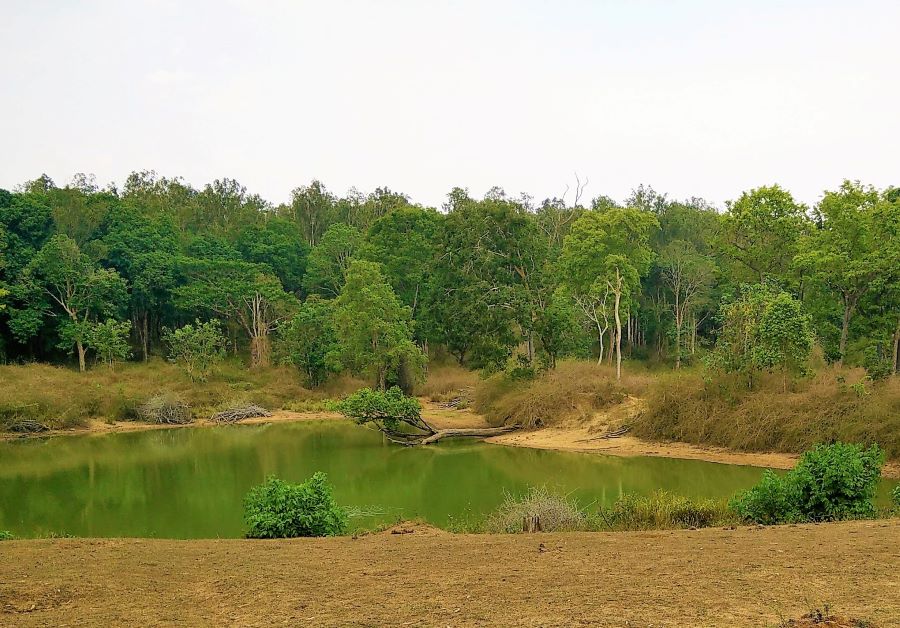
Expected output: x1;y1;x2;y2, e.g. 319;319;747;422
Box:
473;360;649;428
631;367;900;458
0;359;360;429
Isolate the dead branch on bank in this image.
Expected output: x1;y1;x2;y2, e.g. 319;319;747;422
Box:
212;405;272;423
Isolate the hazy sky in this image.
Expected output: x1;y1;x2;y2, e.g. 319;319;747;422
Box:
2;0;899;209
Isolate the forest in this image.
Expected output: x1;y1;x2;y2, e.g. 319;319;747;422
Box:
0;172;898;387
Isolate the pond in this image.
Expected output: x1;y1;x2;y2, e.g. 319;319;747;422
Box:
1;421;896;538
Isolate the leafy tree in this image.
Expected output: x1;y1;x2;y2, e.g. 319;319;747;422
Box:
25;235;128;371
330;260;424;389
358;206;441;318
86;319;132;367
235;217;309;294
795;181;900;363
164;319;227;381
302;223;362;297
284;180;336;246
708;284;814;389
535;288;589;368
560;207;657;378
175;259;297;368
279;296;338;386
719;185;808;283
658;240;716;368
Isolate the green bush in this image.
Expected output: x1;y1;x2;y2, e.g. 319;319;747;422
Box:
891;484;900;510
731;442;885;524
0;530;13;541
730;470;800;524
244;472;348;538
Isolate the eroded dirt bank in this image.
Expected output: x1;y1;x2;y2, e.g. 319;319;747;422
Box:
2;520;898;627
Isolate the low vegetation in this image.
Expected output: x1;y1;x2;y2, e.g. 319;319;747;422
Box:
632;368;900;459
473;360;649;428
0;360;355;430
243;473;348;538
0;530;13;541
731;443;885;524
476;488;736;533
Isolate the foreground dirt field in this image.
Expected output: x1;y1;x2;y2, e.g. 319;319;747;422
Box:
2;520;898;627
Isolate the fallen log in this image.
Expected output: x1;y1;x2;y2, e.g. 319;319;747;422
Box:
212;405;272;423
417;425;519;445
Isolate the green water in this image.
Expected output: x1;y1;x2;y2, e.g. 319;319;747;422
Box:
1;421;896;538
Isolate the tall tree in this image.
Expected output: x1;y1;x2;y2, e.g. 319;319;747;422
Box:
658;240;716;368
795;181;900;363
25;235;128;371
303;223;362;297
719;185;808;284
330;260;424;389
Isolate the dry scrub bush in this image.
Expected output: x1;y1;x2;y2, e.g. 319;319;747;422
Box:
0;359;320;429
474;360;650;428
484;487;586;533
631;367;900;459
416;363;480;402
139;393;192;424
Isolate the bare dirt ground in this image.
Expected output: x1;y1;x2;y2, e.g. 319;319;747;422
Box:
1;520;898;627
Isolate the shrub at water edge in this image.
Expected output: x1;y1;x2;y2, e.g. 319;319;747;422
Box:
0;530;13;540
244;472;348;538
595;491;738;530
731;442;884;524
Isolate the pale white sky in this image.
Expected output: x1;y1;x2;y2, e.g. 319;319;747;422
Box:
2;0;899;209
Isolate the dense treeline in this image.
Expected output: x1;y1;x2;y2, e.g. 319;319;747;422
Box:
0;172;897;385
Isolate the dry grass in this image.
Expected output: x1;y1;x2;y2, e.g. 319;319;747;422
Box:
482;487;587;533
473;360;651;428
0;359;341;429
416;363;480;402
631;367;900;459
593;491;739;531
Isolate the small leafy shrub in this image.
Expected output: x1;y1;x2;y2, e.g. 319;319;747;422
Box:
891;484;900;510
244;473;348;538
731;442;885;524
138;392;192;424
164;320;227;382
0;530;13;541
87;319;133;368
730;470;800;524
597;491;737;530
484;487;586;533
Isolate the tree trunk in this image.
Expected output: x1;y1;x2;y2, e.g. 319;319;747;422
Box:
76;340;86;373
250;334;271;368
596;325;605;365
614;277;622;381
838;294;856;365
417;426;518;445
892;316;900;375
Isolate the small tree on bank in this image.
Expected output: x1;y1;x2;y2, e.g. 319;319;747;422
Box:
86;318;132;368
707;284;814;390
337;387;517;445
164;319;227;381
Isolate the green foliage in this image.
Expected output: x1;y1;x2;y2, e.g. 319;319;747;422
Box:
279;296;338;386
0;530;13;541
707;284;814;384
729;470;800;524
164;319;227;382
331;260;425;389
892;484;900;510
731;443;885;524
302;222;362;297
87;319;132;367
243;473;348;538
336;386;422;433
